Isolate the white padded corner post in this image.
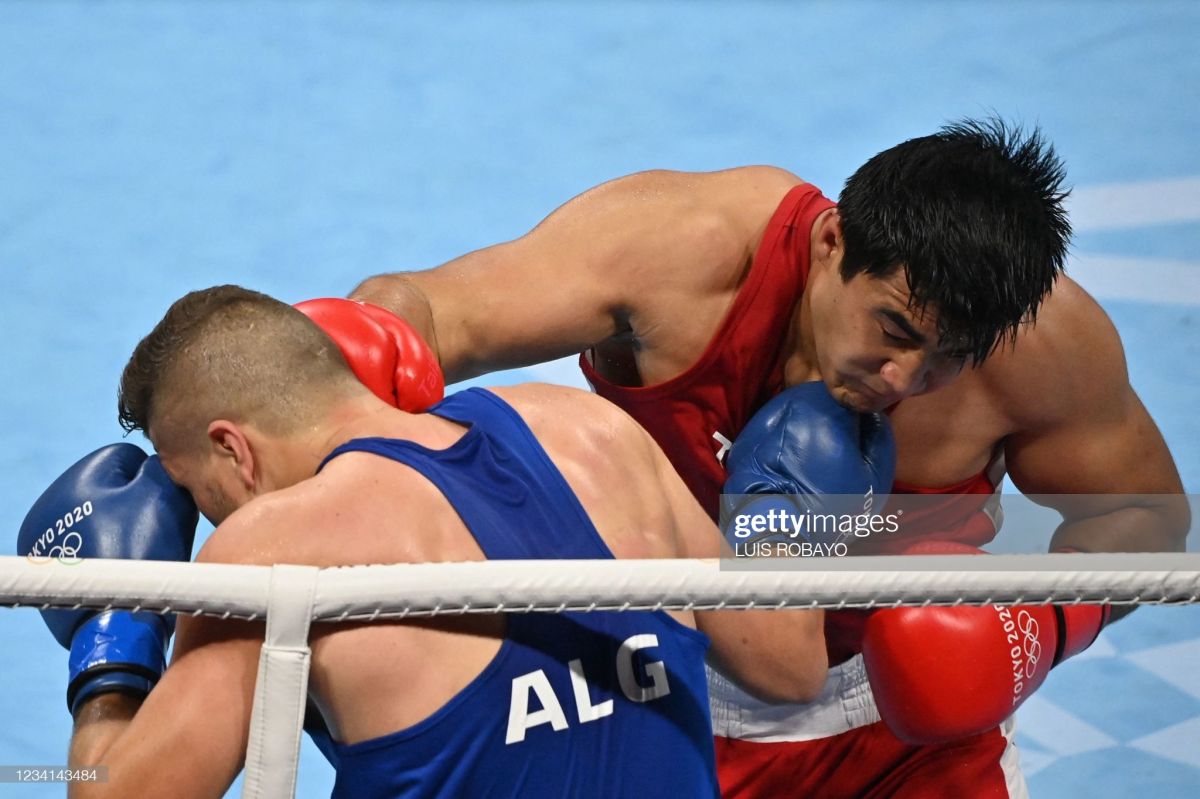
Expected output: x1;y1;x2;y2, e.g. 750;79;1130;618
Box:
242;564;320;799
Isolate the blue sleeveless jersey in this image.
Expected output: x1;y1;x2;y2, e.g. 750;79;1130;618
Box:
320;388;717;799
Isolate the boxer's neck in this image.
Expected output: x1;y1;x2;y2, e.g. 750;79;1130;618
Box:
315;394;468;463
780;289;819;386
778;223;836;386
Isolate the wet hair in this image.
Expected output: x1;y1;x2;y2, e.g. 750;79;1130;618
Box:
838;118;1071;363
118;284;359;448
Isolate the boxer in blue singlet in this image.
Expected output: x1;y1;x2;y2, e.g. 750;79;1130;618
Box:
319;387;716;797
24;286;826;798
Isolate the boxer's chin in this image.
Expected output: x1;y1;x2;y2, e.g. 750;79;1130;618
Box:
831;385;866;411
833;384;886;413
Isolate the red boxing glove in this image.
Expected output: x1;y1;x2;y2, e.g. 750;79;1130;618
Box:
862;540;1110;744
295;298;445;412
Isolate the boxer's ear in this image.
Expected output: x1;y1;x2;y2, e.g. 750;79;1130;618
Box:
206;419;255;491
809;208;846;282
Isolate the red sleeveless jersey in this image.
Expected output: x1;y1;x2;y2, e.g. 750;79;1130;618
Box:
580;183;833;519
580;180;1002;532
579;181;1006;665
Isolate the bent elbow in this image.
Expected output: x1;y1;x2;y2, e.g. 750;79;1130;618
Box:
348;273;401;306
1152;494;1192;552
1170;499;1192;551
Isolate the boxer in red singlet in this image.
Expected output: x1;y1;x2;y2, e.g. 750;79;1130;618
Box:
348;119;1187;797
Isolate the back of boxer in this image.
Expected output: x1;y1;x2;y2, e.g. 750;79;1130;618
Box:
349;119;1188;796
40;285;825;798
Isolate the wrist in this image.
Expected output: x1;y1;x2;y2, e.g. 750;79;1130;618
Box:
1048;547;1112;664
67;611;170;714
1054;603;1110;665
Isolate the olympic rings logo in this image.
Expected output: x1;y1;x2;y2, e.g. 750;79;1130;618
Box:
1017;610;1041;676
26;530;85;565
49;531;83;561
993;603;1043;705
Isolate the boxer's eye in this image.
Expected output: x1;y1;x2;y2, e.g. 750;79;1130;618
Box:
877;310;926;348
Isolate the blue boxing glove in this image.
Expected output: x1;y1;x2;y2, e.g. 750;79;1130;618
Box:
17;443;199;713
722;382;896;551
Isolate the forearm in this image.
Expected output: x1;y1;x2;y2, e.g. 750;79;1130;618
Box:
351;267;548;383
1050;499;1190;554
697;609;828;703
1050;500;1191;622
67;694;141;799
352;261;618;383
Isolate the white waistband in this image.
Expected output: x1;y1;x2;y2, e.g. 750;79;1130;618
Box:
708;654;880;742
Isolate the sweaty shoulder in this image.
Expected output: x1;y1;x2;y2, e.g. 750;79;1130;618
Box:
195;463;466;569
582;168;806;380
193;491;311;568
570;166;801;219
564;166;804;289
978;275;1129;430
485;383;691;558
484;383;647;453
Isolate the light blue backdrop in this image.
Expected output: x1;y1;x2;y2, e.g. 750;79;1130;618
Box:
2;2;1197;796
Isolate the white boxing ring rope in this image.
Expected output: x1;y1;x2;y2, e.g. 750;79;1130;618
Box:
5;553;1200;618
3;552;1200;799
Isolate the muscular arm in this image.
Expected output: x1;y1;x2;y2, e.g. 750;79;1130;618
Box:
1007;389;1188;551
351;167;800;382
646;426;828;703
65;519;269;798
67;619;262;799
1001;282;1189;615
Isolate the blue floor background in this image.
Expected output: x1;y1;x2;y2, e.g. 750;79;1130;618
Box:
1;2;1197;796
